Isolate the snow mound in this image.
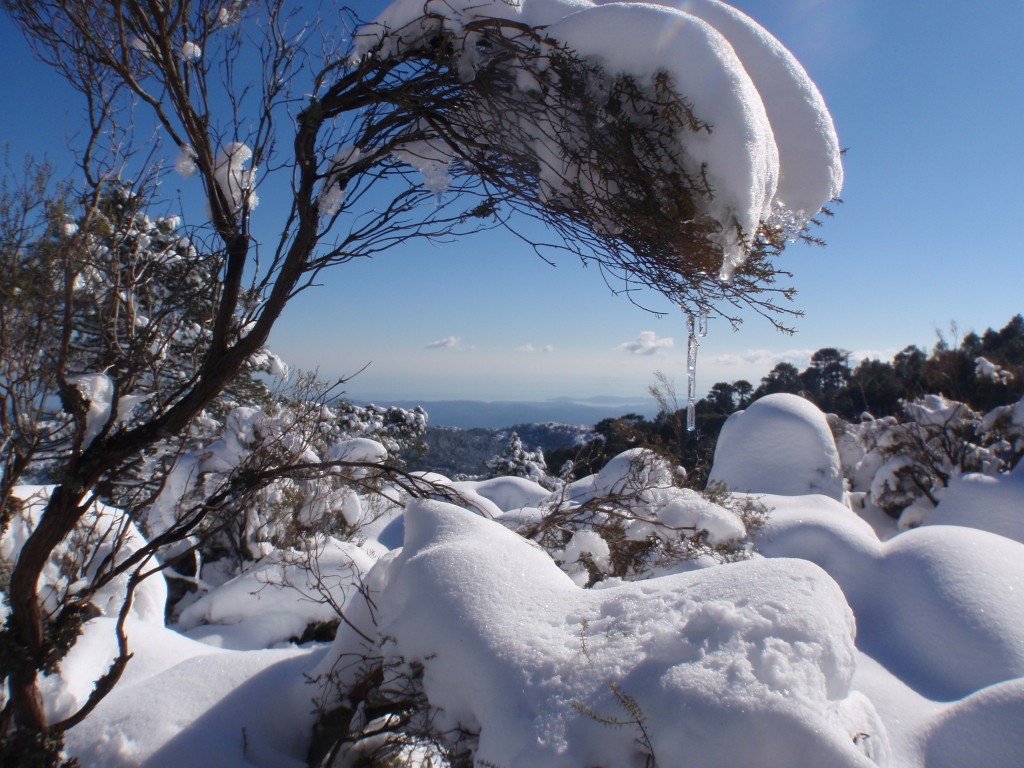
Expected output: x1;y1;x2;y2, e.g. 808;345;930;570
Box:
925;467;1024;543
923;677;1024;768
758;494;1024;700
45;617;222;728
326;436;389;466
456;475;551;511
63;618;319;768
374;499;883;767
709;393;845;500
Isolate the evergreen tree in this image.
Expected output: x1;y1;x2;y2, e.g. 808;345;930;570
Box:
893;345;928;397
486;432;558;491
842;358;903;418
754;361;803;398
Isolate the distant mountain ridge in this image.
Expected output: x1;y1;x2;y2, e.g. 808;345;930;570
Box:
356;397;658;429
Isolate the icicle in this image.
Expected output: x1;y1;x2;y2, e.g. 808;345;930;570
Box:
697;307;709;339
685;308;709;433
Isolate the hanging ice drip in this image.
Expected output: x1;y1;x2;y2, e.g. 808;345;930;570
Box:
685;308;709;432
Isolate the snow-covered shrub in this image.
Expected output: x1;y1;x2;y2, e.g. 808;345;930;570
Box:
0;485;168;732
146;375;428;569
981;394;1024;472
1;488;167;628
355;0;842;324
519;448;765;585
174;536;377;649
975;355;1014;385
840;395;1001;526
335;402;429;457
0;182;285;505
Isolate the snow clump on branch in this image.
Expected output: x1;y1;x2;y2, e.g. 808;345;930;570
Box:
214;142;259;213
356;0;842;281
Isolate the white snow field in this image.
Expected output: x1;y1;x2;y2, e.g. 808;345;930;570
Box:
6;391;1014;767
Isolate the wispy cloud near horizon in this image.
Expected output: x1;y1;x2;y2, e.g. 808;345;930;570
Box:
706;348;816;369
706;347;898;372
516;343;556;353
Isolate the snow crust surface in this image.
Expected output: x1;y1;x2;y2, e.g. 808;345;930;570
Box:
63;618;319;768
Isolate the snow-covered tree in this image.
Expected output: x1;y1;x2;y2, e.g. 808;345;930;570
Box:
837;394;1010;528
4;180;283;474
485;431;559;490
1;0;841;755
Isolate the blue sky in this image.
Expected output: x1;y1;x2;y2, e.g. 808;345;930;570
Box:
2;1;1022;403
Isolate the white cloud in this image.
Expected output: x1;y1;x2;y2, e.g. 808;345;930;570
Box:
706;347;899;372
619;331;674;356
516;343;556;354
427;335;461;349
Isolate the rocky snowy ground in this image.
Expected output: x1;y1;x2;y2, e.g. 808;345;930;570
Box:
9;393;1020;767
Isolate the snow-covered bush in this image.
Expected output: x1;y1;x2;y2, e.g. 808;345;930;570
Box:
839;395;1003;527
975;356;1015;385
2;185;224;477
1;487;167;629
982;394;1024;472
314;500;883;768
355;0;842;324
174;536;377;650
335;402;429;457
518;448;765;585
146;375;428;570
0;486;168;763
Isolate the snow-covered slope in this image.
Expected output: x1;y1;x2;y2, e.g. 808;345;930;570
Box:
9;390;1013;767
